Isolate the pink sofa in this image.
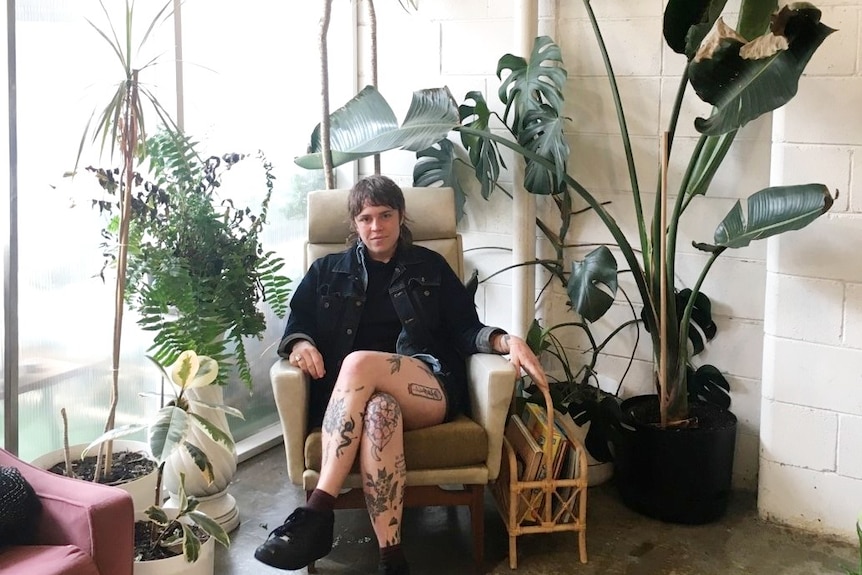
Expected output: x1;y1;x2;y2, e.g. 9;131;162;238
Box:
0;447;134;575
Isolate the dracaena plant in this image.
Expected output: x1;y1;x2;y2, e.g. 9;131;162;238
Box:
294;0;835;429
85;350;243;489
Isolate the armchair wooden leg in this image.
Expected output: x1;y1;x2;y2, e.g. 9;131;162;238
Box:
470;485;485;574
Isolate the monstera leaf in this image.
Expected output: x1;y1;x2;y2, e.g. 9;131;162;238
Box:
700;184;833;249
497;35;566;128
412;138;467;220
568;246;619;323
689;5;836;135
459;90;505;200
295;85;459;169
497;36;569;195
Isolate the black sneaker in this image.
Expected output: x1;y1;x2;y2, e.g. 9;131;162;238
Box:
254;506;335;570
378;561;411;575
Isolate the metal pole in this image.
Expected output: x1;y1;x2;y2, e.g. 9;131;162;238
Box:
173;0;184;131
3;0;19;454
511;0;537;338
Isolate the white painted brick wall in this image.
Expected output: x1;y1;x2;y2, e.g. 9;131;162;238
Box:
762;2;862;530
363;0;862;532
761;401;838;471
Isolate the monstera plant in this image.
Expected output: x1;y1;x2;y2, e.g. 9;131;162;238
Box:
296;1;835;433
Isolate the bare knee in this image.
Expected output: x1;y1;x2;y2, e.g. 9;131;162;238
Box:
338;350;380;381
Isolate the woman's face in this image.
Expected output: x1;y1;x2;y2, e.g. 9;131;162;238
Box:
355;202;401;262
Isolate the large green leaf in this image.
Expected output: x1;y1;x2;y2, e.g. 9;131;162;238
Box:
707;184;833;249
497;36;569;196
497;36;566;129
412;139;468;220
568;246;618;323
663;0;728;55
459;91;505;200
295;86;459;169
518;105;570;195
690;5;836;135
148;405;190;464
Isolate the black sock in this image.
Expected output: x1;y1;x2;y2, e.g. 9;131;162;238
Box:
306;488;336;512
380;543;406;567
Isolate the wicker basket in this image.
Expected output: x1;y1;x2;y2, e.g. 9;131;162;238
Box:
489;390;589;569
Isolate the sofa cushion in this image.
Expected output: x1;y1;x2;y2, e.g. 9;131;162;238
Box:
0;465;42;546
305;414;488;472
0;544;100;575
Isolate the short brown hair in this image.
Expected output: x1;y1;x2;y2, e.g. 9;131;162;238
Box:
347;175;413;245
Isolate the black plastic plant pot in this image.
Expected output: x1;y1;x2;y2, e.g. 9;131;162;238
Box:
612;394;738;525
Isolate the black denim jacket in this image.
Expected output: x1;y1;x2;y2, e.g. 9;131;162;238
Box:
278;242;501;427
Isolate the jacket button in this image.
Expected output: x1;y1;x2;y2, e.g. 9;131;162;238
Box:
424;290;430;296
346;328;353;335
324;302;330;308
356;301;362;306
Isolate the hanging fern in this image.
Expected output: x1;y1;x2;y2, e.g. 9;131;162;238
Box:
86;131;292;389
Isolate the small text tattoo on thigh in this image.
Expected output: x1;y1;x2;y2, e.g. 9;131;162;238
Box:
408;382;443;401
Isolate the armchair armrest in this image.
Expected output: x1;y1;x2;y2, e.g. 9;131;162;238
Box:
0;448;134;575
270;359;310;485
466;353;517;481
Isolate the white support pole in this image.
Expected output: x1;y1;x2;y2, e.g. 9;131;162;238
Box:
511;0;537;337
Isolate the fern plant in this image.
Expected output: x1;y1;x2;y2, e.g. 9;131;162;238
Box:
86;131;291;389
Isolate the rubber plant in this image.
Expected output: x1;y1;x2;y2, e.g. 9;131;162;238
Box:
294;0;836;429
84;350;234;563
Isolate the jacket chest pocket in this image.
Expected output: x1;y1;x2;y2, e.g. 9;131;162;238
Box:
406;276;442;326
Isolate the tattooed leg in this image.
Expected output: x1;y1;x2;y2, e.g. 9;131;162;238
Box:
361;393;406;547
316;350;446;498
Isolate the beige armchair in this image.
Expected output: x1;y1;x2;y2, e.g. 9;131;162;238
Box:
271;187;517;573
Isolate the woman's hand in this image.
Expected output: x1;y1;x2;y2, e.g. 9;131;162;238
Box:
289;341;326;379
492;332;549;394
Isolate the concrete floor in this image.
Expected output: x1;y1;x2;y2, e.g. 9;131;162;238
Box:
216;446;859;575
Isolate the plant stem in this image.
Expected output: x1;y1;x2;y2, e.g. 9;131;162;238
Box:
581;0;645;268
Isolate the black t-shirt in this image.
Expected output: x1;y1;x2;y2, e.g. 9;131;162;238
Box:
353;257;400;352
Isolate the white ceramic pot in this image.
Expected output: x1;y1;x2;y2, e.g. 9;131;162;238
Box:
31;439;159;511
133;511;215;575
162;384;239;532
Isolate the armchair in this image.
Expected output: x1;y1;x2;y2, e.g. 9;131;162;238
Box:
271;187;517;572
0;447;134;575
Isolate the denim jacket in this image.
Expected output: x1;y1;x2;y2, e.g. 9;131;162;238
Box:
278;242;501;426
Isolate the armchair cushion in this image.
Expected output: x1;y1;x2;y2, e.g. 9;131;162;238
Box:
304;414;488;472
0;447;134;575
0;465;42;546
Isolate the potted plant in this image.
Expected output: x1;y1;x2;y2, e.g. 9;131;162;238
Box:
134;472;230;575
85;129;291;389
59;0;180;485
85;132;289;524
85;349;244;534
292;1;836;524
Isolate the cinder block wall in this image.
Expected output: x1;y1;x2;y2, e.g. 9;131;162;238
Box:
758;1;862;540
360;0;859;540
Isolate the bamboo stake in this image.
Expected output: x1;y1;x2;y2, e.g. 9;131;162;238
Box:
659;132;669;428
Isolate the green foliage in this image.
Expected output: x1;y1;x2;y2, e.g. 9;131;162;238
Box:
87;131;291;389
85;352;244;486
293;1;835;427
140;472;231;563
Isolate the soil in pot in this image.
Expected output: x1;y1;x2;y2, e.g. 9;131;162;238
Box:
48;449;157;487
613;395;738;524
134;520;209;562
